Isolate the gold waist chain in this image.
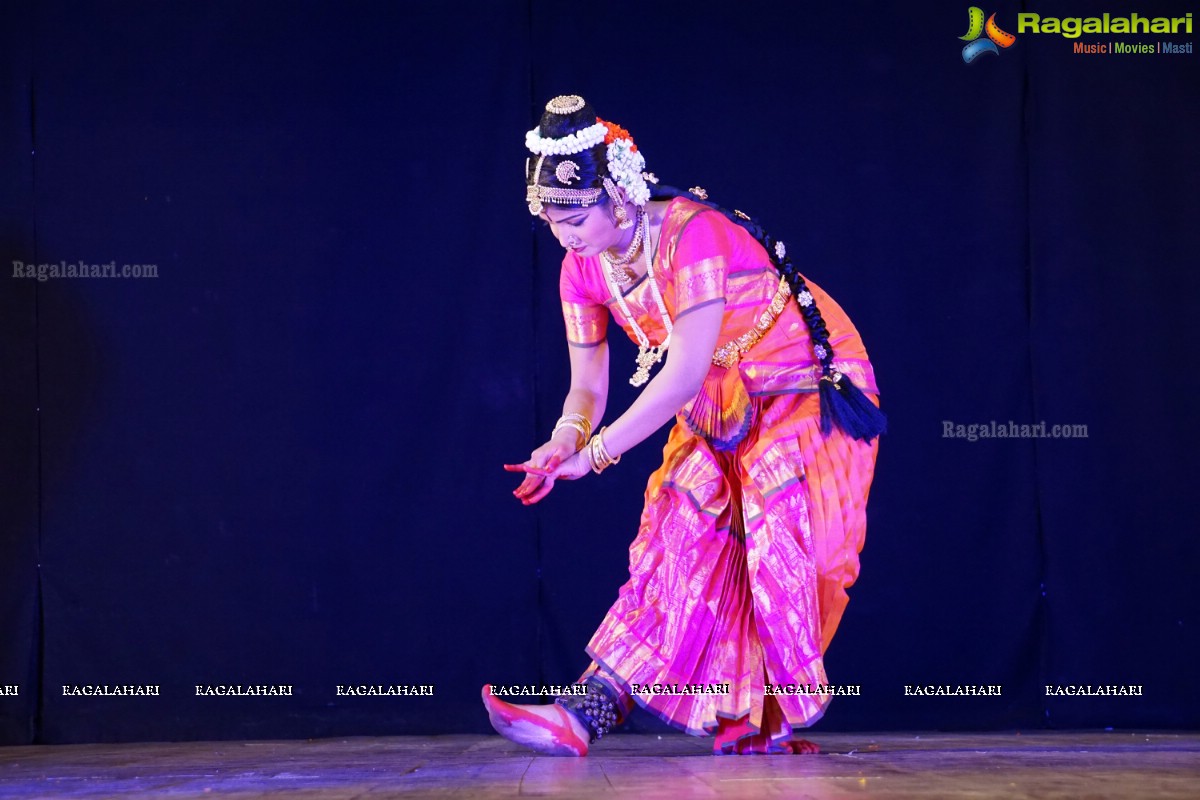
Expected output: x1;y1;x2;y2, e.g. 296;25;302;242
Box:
711;276;792;369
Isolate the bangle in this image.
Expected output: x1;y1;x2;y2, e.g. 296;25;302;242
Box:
553;413;592;451
555;420;588;450
587;427;621;474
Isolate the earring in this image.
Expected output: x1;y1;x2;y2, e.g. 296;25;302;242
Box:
602;176;634;230
614;205;633;230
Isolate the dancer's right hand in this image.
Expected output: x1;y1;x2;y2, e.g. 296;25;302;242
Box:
503;435;578;504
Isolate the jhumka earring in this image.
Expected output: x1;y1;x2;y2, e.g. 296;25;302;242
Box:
602;177;633;229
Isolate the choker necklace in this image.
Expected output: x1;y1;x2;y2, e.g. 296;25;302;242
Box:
601;207;645;286
599;210;673;386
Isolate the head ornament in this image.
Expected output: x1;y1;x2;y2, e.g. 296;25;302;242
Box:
545;94;585;114
524;96;652;216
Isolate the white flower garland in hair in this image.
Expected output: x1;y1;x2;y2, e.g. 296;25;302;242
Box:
525;122;608;156
606;138;650;206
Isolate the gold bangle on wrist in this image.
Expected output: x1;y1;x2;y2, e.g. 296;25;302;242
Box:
553;420;587;449
553;413;592;452
587;426;621;474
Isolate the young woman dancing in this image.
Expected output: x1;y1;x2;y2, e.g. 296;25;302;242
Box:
484;95;885;756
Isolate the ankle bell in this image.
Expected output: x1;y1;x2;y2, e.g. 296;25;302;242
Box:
554;678;619;741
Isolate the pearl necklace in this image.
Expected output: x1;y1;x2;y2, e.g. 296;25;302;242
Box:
599;211;673;387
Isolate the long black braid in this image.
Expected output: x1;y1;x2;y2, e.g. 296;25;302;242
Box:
649;184;886;443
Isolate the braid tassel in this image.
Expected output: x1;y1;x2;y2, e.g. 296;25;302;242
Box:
818;371;887;441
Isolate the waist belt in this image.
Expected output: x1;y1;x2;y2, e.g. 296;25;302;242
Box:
711;275;791;369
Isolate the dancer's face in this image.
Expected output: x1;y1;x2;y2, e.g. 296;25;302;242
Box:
540;203;622;257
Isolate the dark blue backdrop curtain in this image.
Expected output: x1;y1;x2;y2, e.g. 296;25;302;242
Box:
1;0;40;746
1;0;1196;743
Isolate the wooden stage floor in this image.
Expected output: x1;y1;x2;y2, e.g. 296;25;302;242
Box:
1;731;1196;798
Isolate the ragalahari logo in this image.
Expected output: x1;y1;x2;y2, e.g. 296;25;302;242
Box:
960;7;1017;62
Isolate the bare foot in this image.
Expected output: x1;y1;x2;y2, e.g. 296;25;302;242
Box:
783;738;820;754
481;684;591;756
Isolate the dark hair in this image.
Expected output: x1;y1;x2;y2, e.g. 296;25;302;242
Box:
525;98;611;205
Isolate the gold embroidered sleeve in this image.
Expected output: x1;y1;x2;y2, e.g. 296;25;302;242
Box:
562;301;607;347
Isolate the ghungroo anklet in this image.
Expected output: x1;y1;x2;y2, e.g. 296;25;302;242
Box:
554;678;619;741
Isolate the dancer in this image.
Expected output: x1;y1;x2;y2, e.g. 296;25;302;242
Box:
485;95;884;756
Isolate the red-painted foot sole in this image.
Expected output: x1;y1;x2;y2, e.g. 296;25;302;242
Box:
481;684;589;757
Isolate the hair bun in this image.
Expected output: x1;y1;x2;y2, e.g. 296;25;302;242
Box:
538;95;598;139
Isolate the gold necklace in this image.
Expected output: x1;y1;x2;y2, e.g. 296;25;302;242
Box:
599;211;673;386
602;208;645;286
